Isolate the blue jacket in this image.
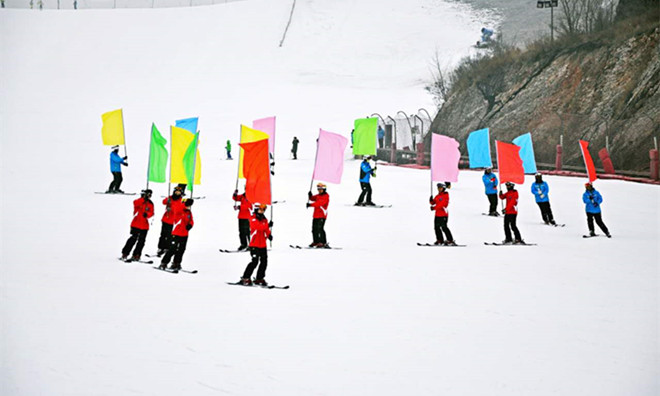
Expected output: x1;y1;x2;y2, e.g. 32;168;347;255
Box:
482;173;498;194
377;127;385;139
583;189;603;213
531;181;549;203
360;160;373;183
110;151;126;172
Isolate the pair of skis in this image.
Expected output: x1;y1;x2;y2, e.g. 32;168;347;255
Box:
226;281;289;289
289;245;342;250
416;242;466;247
119;256;198;274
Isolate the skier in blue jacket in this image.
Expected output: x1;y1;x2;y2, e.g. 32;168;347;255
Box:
531;173;556;225
356;156;376;206
482;167;499;216
107;145;128;193
583;182;610;237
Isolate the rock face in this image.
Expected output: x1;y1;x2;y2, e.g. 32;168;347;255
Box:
429;27;659;172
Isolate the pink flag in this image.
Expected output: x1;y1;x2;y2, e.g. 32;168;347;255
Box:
431;134;460;182
253;116;276;155
579;140;598;182
312;129;349;184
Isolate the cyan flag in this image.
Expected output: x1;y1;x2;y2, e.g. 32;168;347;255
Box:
176;117;199;134
512;132;538;174
467;128;492;168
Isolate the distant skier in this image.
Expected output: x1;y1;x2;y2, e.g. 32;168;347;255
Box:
240;203;273;286
377;125;385;148
476;27;494;46
120;189;154;261
159;198;194;272
356;156;377;206
73;0;77;10
482;167;499;216
499;182;524;244
291;137;299;160
225;140;232;160
531;173;556;225
430;183;456;245
232;189;252;251
307;183;330;248
106;145;128;193
583;182;611;237
156;186;185;256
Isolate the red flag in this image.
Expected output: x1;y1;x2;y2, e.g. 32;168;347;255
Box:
239;139;271;205
579;140;597;182
496;141;525;184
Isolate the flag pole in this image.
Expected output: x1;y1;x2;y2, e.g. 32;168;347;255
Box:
146;123;154;190
429;138;434;196
309;131;321;195
190;131;200;198
234;125;242;210
121;108;128;160
169;126;173;197
495;141;504;212
269;141;274;249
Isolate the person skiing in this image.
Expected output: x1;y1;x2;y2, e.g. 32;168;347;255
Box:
106;145;128;193
232;189;252;251
531;173;556;225
307;183;330;248
583;182;611;237
120;189;154;261
356;156;376;206
159;198;194;272
476;27;494;46
482;167;499;216
225;140;232;160
156;186;185;256
240;203;273;286
291;137;299;160
499;182;523;244
430;183;456;245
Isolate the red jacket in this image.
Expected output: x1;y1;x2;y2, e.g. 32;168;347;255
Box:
131;197;154;230
431;192;449;217
249;215;271;248
172;208;194;237
309;192;329;219
233;193;252;219
499;189;519;214
161;196;185;225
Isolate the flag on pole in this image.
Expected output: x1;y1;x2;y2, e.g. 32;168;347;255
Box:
183;132;201;186
239;125;270;179
148;123;168;183
431;134;460;182
170;126;201;185
253;116;276;156
352;117;378;156
466;128;491;168
579;140;597;182
313;129;349;184
512;132;538;174
240;138;271;204
175;117;198;134
496;141;525;184
101;108;125;146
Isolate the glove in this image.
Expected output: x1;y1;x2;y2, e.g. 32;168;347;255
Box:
429;196;434;203
502;209;506;215
123;156;128;160
308;191;313;199
306;203;311;208
125;163;129;167
185;224;192;231
268;221;274;228
234;189;238;195
143;212;148;218
267;234;273;241
540;194;545;199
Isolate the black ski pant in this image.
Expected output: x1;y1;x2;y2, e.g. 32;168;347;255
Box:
238;219;250;248
587;212;609;235
434;216;453;243
357;182;372;204
122;227;148;258
108;171;123;192
503;214;522;242
161;235;188;268
486;193;498;214
243;247;268;280
157;222;173;251
536;201;555;223
292;149;297;159
312;218;327;244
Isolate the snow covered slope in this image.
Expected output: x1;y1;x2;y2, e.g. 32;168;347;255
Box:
1;2;658;396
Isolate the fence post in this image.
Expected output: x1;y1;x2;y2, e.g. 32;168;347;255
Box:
650;149;659;181
555;145;562;171
390;141;396;164
416;143;425;166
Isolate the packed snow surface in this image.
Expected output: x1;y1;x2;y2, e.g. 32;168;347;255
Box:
1;1;658;395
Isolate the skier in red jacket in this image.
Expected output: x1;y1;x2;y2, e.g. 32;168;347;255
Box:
430;183;456;245
307;183;330;248
499;182;523;244
121;189;154;261
159;198;194;272
232;189;252;251
240;203;273;286
156;186;185;256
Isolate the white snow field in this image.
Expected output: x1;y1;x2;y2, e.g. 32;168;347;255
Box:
1;1;658;395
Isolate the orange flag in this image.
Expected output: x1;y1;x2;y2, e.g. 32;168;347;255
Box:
239;139;271;205
579;140;598;182
496;141;525;184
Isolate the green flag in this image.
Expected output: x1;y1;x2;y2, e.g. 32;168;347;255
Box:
183;132;201;186
148;123;168;183
352;117;378;155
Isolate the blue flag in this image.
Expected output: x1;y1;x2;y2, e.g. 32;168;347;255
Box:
512;132;537;174
467;128;492;168
176;117;199;134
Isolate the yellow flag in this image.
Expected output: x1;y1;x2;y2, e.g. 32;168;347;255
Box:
170;126;202;185
239;125;269;179
101;109;125;145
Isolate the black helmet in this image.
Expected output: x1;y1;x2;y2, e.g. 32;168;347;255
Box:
184;198;194;207
505;182;514;188
436;182;446;189
141;189;153;196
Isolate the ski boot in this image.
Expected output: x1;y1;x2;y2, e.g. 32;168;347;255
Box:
513;239;524;245
502;239;513;245
120;254;128;261
253;279;268;286
434;240;444;245
240;277;252;286
444;240;457;246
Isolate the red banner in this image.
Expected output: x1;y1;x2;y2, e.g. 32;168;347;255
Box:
239;139;271;205
496;141;525;184
579;140;598;182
